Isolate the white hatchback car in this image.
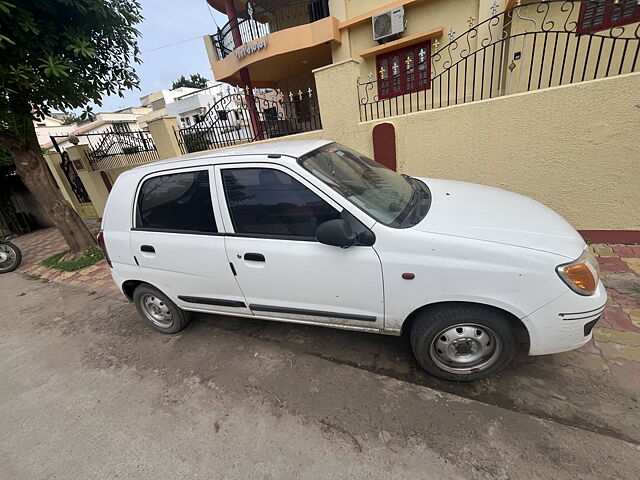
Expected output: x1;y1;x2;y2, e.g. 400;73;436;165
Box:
99;140;605;381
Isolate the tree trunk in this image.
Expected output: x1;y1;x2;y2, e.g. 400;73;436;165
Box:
1;116;96;253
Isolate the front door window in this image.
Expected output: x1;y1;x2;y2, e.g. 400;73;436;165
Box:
221;167;341;239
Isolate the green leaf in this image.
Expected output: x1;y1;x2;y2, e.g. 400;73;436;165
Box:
66;38;96;58
0;33;15;47
19;17;40;35
0;1;15;15
38;55;70;77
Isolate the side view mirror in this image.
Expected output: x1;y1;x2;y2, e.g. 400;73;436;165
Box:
315;219;357;248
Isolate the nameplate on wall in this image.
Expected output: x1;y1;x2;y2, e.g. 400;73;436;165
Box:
235;38;268;59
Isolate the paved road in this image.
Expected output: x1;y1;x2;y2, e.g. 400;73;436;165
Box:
1;274;639;479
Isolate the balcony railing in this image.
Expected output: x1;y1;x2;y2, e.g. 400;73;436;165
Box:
212;0;330;60
357;0;640;121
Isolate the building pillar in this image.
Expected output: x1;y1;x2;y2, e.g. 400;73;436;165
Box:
240;68;263;141
225;0;243;49
43;152;82;214
66;143;93;171
147;117;183;158
66;144;109;216
313;59;362;131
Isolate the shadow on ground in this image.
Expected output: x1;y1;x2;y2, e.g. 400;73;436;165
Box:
189;304;639;445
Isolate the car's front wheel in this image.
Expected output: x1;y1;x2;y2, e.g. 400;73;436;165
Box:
410;304;516;381
133;284;191;334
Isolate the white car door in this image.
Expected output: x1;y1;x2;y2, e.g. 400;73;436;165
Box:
214;162;384;330
129;166;252;316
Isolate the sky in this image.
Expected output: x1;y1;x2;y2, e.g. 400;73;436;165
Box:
97;0;228;112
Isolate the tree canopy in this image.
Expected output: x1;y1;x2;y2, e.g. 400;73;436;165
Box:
171;73;210;90
0;0;143;140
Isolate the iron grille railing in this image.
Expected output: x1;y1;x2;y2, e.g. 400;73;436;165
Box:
51;127;160;171
176;87;322;154
357;0;640;121
212;0;330;59
60;151;91;203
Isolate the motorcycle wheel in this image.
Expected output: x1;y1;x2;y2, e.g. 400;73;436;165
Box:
0;242;22;273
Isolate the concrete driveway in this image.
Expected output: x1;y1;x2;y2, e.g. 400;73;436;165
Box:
1;272;639;479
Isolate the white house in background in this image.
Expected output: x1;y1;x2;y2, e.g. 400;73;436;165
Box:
41;109;151;153
165;84;227;128
34;114;77;146
138;87;203;126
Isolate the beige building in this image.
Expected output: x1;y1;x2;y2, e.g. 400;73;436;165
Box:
203;0;639;119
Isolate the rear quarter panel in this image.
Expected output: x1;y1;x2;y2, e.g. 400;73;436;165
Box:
102;171;140;281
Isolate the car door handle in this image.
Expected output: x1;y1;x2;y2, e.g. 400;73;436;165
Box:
244;253;265;262
140;245;155;253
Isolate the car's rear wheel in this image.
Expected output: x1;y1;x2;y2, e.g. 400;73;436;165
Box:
410;304;516;381
133;284;190;334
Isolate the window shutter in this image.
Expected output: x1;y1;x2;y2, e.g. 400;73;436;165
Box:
376;41;431;100
578;0;640;33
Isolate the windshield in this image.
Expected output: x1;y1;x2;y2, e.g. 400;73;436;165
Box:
299;143;429;227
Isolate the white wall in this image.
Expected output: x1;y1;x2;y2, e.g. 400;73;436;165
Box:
36;124;77;147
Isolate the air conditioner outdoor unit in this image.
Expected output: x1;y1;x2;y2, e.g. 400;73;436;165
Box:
372;6;405;42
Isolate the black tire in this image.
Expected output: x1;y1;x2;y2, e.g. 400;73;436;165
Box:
132;284;191;334
410;304;516;382
0;241;22;273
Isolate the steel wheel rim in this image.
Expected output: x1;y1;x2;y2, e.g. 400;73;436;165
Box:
0;244;17;272
140;294;173;328
429;323;502;375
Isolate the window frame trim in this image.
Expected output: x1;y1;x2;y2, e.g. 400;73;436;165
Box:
376;41;431;100
132;165;223;235
213;162;345;241
576;0;640;34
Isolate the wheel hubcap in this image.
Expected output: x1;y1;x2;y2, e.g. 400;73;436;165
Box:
429;323;502;375
140;294;173;328
0;245;16;271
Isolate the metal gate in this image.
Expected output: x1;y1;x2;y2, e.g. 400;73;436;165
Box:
176;87;322;154
60;151;91;203
50;127;159;171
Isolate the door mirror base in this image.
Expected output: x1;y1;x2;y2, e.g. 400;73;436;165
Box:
315;219;358;248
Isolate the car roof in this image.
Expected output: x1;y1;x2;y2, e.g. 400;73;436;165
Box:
125;139;334;177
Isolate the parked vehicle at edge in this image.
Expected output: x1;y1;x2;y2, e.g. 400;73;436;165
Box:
0;239;22;273
98;140;604;381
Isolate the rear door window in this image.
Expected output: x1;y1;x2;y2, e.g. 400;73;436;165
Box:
136;170;217;233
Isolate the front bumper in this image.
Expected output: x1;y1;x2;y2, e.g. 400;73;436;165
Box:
523;280;606;356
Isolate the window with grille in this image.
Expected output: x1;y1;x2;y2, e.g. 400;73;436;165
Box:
376;42;431;100
577;0;640;34
112;122;132;133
